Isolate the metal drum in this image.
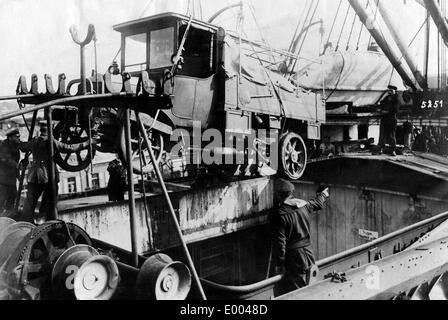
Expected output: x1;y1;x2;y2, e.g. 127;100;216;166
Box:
0;222;35;268
136;253;191;300
0;217;15;238
51;244;119;300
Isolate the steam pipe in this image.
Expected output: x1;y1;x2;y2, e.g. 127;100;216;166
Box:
348;0;418;91
208;1;243;23
377;0;427;89
424;0;448;45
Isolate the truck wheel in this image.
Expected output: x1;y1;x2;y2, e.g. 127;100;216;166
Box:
53;121;95;172
279;132;307;180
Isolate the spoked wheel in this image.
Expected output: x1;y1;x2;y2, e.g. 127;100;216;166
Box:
117;110;165;174
280;132;307;180
4;221;92;300
53;121;95;172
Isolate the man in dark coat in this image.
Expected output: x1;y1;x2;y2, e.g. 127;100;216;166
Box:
19;122;59;223
379;85;400;156
272;179;329;296
0;128;22;216
107;157;127;201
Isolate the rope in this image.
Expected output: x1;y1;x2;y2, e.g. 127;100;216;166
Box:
323;0;342;55
248;0;274;61
367;0;380;47
335;3;350;52
345;11;357;51
288;0;314;71
105;0;154;73
288;0;310;53
355;0;370;50
288;0;320;80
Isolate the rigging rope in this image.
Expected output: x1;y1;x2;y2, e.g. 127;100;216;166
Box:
323;0;342;55
345;11;357;51
248;0;274;61
106;0;154;73
288;0;310;54
367;0;380;47
335;3;350;52
355;0;370;50
288;0;314;65
288;0;320;80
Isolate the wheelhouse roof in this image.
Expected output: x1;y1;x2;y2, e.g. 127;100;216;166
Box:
113;12;220;34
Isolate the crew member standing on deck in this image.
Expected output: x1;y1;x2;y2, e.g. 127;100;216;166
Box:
0;128;22;217
379;85;400;156
272;179;329;296
107;156;127;201
19;121;59;223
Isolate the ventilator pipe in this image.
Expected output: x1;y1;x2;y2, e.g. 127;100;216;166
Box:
423;0;448;46
377;0;427;89
136;112;207;300
136;253;192;300
348;0;418;91
51;245;119;300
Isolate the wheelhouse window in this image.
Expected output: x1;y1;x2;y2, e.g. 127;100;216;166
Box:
125;33;147;73
149;27;174;69
177;25;215;78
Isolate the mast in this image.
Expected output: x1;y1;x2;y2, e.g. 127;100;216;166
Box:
377;0;427;89
424;0;448;45
348;0;418;91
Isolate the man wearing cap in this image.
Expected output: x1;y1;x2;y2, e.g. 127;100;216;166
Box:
19;121;59;223
0;128;22;216
379;85;400;156
272;178;329;296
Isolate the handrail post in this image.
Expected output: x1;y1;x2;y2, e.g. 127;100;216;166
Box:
46;107;58;220
124;108;139;268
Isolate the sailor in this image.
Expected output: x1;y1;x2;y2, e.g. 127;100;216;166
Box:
19;121;59;223
272;179;329;296
0;128;22;216
107;155;127;202
319;136;336;158
403;117;414;150
379;85;400;156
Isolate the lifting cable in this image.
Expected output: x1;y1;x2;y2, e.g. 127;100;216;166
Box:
288;0;320;80
367;0;380;46
335;3;351;52
355;0;370;50
288;0;310;54
287;0;314;72
323;0;342;55
248;0;274;61
106;0;154;73
345;10;357;51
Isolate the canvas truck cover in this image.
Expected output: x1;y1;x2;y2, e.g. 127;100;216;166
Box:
295;51;406;107
223;36;325;124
